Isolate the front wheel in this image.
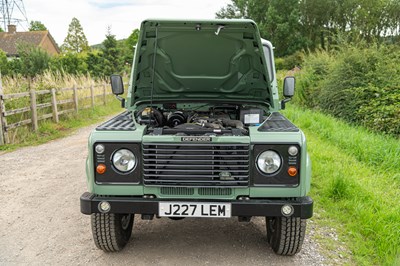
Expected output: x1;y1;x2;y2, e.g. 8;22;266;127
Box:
266;216;306;255
91;213;134;252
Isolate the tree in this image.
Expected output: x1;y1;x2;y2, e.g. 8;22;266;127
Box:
86;50;105;77
217;0;400;55
17;43;51;78
261;0;307;56
216;0;248;18
122;29;139;65
0;27;4;32
29;21;47;31
61;17;89;53
101;28;122;75
216;0;269;23
217;0;306;57
299;0;335;50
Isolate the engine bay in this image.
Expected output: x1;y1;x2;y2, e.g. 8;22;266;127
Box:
135;103;267;136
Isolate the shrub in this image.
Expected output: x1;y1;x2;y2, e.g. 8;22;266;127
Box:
275;51;305;71
296;44;400;136
354;85;400;135
294;50;332;107
50;52;88;75
86;50;105;77
17;43;51;78
274;58;285;71
0;49;8;76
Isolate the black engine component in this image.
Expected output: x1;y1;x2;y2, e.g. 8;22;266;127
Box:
222;119;245;130
167;111;186;127
141;104;252;136
174;123;204;131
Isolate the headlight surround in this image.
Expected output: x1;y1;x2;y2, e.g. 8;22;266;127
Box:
257;150;282;175
112;148;136;173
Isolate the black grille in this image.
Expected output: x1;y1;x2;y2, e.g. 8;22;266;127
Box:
143;143;250;186
160;187;195;195
198;188;232;196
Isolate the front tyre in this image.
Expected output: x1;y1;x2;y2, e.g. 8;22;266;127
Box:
266;216;306;255
91;213;134;252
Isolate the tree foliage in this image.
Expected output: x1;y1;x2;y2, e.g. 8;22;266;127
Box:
101;28;122;75
0;49;8;75
50;52;88;75
29;21;47;31
1;26;139;78
122;29;139;66
295;44;400;136
16;43;51;78
217;0;400;56
86;50;105;77
61;17;89;53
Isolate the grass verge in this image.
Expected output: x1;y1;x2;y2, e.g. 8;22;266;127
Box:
0;99;122;152
283;105;400;265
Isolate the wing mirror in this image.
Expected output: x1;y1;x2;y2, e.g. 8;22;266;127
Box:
110;75;125;108
110;74;124;95
281;76;295;109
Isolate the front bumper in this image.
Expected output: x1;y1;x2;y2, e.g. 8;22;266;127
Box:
80;192;313;219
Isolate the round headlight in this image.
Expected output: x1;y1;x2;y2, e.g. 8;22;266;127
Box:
112;149;136;173
257;150;282;174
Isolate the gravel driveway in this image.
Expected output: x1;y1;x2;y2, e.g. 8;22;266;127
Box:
0;123;327;265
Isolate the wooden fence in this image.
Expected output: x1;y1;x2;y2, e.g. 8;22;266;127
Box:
0;83;113;145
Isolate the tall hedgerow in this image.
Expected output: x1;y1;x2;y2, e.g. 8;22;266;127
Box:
295;44;400;136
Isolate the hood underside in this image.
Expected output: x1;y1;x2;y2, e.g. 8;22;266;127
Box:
131;19;271;105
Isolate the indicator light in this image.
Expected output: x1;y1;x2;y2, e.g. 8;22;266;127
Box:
96;164;106;174
288;166;297;176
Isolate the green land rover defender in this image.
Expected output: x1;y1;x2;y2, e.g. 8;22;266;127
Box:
80;19;313;255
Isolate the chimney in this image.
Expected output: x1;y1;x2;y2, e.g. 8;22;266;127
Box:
7;25;17;34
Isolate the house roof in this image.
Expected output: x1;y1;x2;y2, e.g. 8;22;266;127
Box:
0;30;60;56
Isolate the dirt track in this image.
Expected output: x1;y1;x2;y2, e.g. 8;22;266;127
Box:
0;123;327;265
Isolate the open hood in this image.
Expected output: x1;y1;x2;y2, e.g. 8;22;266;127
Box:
130;19;272;105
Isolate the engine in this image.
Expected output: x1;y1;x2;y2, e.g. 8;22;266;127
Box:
136;104;265;136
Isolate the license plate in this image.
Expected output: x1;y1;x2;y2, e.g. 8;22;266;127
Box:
159;202;231;218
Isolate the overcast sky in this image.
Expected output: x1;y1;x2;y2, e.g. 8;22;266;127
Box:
16;0;231;45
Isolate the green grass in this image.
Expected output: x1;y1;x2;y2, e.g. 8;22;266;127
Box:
283;105;400;265
0;99;122;152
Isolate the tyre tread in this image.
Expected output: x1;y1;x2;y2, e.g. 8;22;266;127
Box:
91;213;133;252
267;216;306;256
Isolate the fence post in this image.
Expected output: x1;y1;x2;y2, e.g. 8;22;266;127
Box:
73;84;79;113
51;88;59;123
30;89;38;131
90;82;95;109
0;74;4;145
103;83;107;105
